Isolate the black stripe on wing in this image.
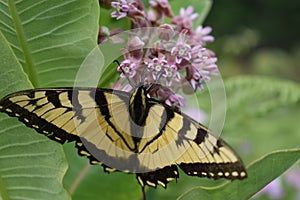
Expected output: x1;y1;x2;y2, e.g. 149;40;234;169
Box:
138;104;176;153
176;117;247;180
136;165;179;188
94;90;138;151
75;139;117;172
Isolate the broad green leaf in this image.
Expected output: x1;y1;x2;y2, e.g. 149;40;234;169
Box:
0;0;101;199
0;32;31;92
0;31;69;200
198;76;300;117
0;0;99;88
225;76;300;116
178;148;300;200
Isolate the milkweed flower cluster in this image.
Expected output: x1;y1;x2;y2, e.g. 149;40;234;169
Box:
99;0;218;109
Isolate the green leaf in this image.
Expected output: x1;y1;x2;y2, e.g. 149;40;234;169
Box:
0;31;32;92
198;75;300;115
0;0;100;199
178;148;300;200
0;0;99;88
225;76;300;116
0;31;69;200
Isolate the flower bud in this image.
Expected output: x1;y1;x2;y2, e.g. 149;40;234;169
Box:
158;24;175;41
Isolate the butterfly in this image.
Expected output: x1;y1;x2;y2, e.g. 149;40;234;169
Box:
0;84;247;198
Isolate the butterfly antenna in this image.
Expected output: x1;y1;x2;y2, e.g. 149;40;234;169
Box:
113;59;120;66
114;60;136;88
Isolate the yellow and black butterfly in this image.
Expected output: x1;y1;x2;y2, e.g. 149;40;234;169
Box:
0;85;247;198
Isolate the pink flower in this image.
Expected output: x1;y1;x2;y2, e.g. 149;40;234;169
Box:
163;64;181;87
149;0;173;19
191;26;215;45
125;36;145;61
166;93;186;108
145;55;168;81
158;24;175;41
172;6;199;32
171;33;192;64
98;26;110;44
107;1;219;109
155;87;186;108
117;59;137;78
191;48;218;83
111;0;145;20
111;0;130;20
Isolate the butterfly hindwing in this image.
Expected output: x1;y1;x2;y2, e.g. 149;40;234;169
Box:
176;125;247;179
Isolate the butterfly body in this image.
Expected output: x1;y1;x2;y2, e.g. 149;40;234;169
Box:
0;85;247;192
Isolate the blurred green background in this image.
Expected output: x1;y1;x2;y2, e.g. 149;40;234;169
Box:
204;0;300;82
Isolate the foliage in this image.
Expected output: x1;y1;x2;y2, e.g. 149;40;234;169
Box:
0;0;299;200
